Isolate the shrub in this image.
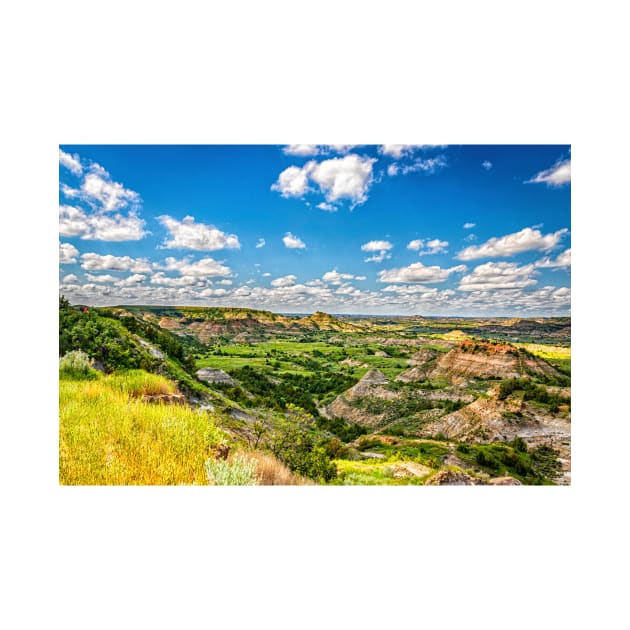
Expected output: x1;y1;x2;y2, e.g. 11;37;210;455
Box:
205;454;258;485
59;350;97;379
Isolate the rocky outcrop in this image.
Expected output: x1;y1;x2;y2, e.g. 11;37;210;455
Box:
419;393;570;447
327;369;395;428
487;477;522;486
430;340;558;384
407;348;438;366
425;469;482;485
396;367;430;383
196;368;236;386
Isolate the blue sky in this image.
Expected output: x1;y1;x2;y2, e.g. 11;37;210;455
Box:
59;144;570;316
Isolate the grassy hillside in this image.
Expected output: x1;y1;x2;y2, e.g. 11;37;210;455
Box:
59;370;224;485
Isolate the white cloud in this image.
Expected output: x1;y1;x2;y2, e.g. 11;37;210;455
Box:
80;172;140;212
262;272;271;277
85;273;118;283
458;262;538;291
463;222;476;229
62;273;79;283
272;154;376;206
362;240;393;263
158;256;232;278
378;262;466;283
150;273;206;287
80;253;152;273
308;154;376;205
535;248;571;269
364;252;391;263
408;238;448;255
379;145;417;159
283;145;320;156
59;204;147;241
464;233;477;242
271;274;297;287
322;270;365;285
59;149;83;176
217;279;233;285
271;165;311;197
387;164;399;177
361;240;393;252
456;227;569;261
158;215;240;251
256;238;266;248
482;161;493;171
316;202;336;212
526;158;571;187
59;241;79;264
115;273;146;287
382;284;439;295
282;232;306;249
420;238;448;256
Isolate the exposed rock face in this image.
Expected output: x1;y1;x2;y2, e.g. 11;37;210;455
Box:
349;369;390;396
196;368;236;386
407;348;438;366
137;338;166;359
487;477;522;486
327;369;395;428
430;340;558;383
425;470;482;485
396;367;430;383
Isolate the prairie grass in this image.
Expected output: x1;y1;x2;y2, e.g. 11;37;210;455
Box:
244;451;313;485
60;371;223;485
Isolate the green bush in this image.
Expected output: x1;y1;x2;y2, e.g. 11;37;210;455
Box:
205;454;258;485
59;350;98;380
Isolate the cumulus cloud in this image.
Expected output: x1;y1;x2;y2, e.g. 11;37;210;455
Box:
85;273;119;283
482;161;493;171
59;204;147;241
282;232;306;249
80;253;153;273
116;274;146;287
322;270;366;285
59;149;83;176
463;222;476;229
271;165;311;198
256;238;266;248
283;145;320;156
526;158;571;187
270;274;297;287
59;241;79;264
378;262;466;283
149;273;206;287
456;227;568;261
535;248;571;269
272;154;376;206
158;215;240;251
458;262;538;291
362;240;393;263
407;238;448;255
158;256;232;278
379;145;418;159
59;155;147;241
80;171;140;213
62;273;79;283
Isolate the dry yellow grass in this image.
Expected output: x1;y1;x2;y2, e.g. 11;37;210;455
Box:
60;371;223;485
243;451;313;485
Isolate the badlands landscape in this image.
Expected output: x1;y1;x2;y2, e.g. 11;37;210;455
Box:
59;301;570;485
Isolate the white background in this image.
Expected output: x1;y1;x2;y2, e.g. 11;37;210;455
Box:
1;1;628;629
